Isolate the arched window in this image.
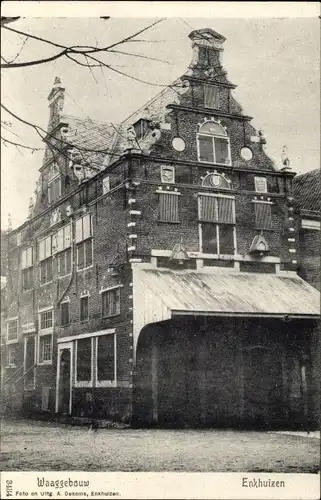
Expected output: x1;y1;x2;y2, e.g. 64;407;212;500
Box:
197;119;231;165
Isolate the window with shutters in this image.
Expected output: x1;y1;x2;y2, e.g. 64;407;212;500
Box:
253;201;273;230
157;190;180;223
60;301;70;326
96;333;116;386
80;295;89;322
7;319;18;343
55;224;72;277
76;214;93;270
198;194;236;255
197;119;231;165
39;235;53;284
204;85;219;109
21;246;33;291
101;287;120;318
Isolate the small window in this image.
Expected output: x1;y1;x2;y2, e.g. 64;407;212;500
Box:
76;337;92;382
102;287;120;318
22;268;33;291
39;236;52;261
39;334;52;363
57;248;71;277
7;319;18;342
40;257;53;284
75;214;92;243
39;310;53;330
55;224;71;253
97;334;115;383
254;202;272;230
48;176;61;204
204;85;219;109
254;177;268;193
80;296;89;322
60;301;70;326
77;239;93;270
103;176;110;194
7;345;17;367
158;192;180;223
21;247;33;269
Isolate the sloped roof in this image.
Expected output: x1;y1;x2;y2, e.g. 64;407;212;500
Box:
293;169;321;213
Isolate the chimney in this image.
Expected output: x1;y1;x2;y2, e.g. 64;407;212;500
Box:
47;76;65;132
188;28;226;69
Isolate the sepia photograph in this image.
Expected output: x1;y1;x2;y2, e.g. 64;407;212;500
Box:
1;2;320;498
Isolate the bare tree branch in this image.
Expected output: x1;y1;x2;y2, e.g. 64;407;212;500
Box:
1;136;43;151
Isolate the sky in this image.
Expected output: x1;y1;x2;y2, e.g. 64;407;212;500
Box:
1;6;320;229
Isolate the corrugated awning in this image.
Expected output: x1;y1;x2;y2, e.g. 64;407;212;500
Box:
133;266;320;320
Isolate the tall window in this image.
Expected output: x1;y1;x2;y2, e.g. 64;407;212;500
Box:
80;296;89;322
157;190;180;223
97;334;116;385
60;301;70;326
39;235;53;284
76;337;92;383
197;119;231;165
101;287;120;318
253;201;273;230
21;246;33;291
38;309;53;364
55;224;72;277
7;319;18;343
75;214;93;270
198;194;236;255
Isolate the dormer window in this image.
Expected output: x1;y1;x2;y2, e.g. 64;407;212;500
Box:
197;119;231;166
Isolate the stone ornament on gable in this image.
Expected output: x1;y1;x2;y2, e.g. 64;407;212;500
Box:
50;208;61;226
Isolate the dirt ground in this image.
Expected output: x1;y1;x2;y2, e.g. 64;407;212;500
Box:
0;417;320;472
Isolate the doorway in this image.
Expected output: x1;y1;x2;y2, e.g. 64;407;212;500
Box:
56;343;73;414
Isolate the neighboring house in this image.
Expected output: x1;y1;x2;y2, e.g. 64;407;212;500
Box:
2;28;320;428
293;169;320;291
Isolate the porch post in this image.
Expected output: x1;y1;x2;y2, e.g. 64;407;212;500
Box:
151;338;158;423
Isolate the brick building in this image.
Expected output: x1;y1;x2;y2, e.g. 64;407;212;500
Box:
3;29;320;428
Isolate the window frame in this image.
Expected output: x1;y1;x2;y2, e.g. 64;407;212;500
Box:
76;214;93;271
60;300;70;327
6;317;18;344
157;190;181;223
38;307;53;365
100;285;121;318
196;119;232;166
40;256;54;285
198;193;237;256
80;295;89;322
95;333;117;387
253;199;273;230
57;247;72;278
48;174;62;204
75;337;94;388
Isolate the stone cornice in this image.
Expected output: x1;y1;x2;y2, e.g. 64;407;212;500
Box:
166;103;252;121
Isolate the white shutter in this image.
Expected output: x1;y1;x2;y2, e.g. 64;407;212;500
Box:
83;214;91;240
27;247;33;267
21;249;27;269
45;236;52;257
39;240;45;261
64;225;71;248
75;218;83;243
